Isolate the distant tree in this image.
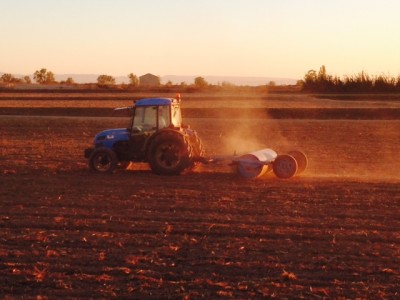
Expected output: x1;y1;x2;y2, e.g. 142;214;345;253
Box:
303;66;332;91
165;80;173;87
302;69;318;91
65;77;75;85
194;76;208;88
60;77;75;85
46;71;55;83
317;65;327;81
33;68;55;84
0;73;15;83
24;76;31;84
302;65;400;93
304;69;317;83
127;73;139;87
221;81;234;88
34;69;46;84
97;74;116;86
374;74;396;92
267;80;276;87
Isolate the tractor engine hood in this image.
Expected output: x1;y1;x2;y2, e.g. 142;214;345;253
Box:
94;128;130;147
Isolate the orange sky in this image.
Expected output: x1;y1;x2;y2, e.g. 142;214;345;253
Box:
1;0;400;80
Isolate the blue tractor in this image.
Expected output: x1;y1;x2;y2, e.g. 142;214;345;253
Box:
84;96;204;175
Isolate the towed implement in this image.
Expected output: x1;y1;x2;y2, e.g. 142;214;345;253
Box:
229;148;307;179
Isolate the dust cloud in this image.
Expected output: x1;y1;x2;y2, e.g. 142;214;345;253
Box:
187;94;400;182
204;96;293;156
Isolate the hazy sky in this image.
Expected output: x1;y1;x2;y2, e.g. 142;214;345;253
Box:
1;0;400;80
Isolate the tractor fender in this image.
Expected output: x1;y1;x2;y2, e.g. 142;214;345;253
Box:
144;129;187;161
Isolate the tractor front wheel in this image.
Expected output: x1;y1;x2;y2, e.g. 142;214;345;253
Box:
89;147;118;173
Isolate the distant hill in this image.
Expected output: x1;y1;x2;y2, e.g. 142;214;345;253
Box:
1;72;298;86
162;75;297;86
55;74;102;84
56;74;298;86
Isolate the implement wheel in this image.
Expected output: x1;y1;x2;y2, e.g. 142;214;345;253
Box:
288;150;308;174
273;154;298;179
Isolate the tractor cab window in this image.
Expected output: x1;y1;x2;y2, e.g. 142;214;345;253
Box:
133;106;157;131
158;105;170;129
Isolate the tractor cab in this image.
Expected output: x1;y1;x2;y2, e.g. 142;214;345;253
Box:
131;98;182;133
128;97;182;160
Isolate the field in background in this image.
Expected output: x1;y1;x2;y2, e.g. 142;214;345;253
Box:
2;91;400;120
0;91;399;298
2;91;400;108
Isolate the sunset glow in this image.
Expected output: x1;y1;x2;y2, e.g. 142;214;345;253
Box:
1;0;400;80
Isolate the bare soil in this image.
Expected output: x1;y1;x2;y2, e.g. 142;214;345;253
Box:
0;93;399;298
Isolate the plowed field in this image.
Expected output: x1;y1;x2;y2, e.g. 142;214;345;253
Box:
1;93;399;298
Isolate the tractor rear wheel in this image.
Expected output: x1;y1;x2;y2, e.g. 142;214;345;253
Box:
89;147;118;173
148;132;193;175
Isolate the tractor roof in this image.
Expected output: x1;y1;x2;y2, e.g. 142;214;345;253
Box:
135;98;178;107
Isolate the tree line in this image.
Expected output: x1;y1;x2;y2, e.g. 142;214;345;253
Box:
5;65;399;93
0;68;213;89
302;65;400;93
0;69;66;85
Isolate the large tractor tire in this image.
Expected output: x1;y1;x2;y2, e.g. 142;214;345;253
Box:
148;131;194;175
89;147;118;173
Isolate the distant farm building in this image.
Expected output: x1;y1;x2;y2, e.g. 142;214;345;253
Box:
139;73;160;87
